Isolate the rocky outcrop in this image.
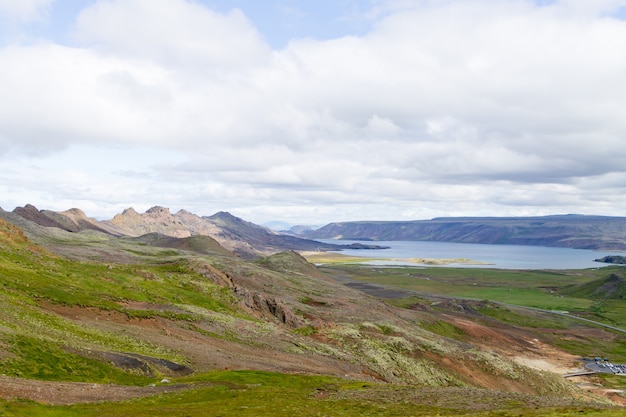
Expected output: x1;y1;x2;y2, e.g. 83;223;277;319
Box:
595;255;626;265
194;262;235;288
233;286;302;328
193;258;302;327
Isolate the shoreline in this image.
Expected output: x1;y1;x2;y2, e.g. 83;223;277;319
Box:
300;251;489;266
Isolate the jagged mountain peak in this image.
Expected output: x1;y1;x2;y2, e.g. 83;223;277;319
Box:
4;203;352;259
207;211;238;220
145;206;171;216
120;207;139;216
61;208;88;218
206;211;263;229
13;204;41;217
11;204;113;235
13;204;66;229
20;203;39;211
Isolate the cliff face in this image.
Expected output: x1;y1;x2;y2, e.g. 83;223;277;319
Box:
303;215;626;250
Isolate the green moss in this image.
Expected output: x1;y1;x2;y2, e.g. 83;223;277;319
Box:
376;324;396;335
292;325;317;336
122;309;199;321
474;303;569;329
420;320;467;340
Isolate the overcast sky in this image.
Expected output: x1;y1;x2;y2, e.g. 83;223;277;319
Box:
1;0;626;225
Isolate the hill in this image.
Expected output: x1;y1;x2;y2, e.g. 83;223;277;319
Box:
561;273;626;300
301;214;626;250
1;216;620;414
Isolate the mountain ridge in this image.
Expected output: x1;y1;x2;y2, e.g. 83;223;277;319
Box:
2;204;384;259
5;204;626;254
300;215;626;250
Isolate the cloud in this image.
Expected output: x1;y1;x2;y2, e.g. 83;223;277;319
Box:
2;0;626;222
553;0;626;17
0;0;51;23
73;0;270;69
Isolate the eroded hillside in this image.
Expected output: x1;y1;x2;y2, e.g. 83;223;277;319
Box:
0;217;622;414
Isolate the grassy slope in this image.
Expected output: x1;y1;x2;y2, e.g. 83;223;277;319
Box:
319;263;626;362
0;218;625;415
320;265;622;313
0;219;239;383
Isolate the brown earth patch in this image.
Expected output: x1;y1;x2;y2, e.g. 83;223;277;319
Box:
512;337;581;374
450;316;516;342
42;303;370;380
547;326;618;342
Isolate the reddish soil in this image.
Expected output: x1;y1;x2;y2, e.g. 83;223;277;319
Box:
44;303;367;378
3;285;624;406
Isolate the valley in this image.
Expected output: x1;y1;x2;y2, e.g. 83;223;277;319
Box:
0;206;626;415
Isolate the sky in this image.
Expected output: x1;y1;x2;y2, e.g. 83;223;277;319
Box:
1;0;626;226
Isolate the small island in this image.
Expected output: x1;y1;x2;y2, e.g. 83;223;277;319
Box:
594;255;626;265
340;242;390;250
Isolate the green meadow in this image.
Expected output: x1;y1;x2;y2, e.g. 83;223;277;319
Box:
319;264;626;320
1;370;624;417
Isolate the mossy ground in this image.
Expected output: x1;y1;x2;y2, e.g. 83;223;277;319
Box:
2;218;626;414
0;371;622;417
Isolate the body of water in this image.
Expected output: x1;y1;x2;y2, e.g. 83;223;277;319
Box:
316;239;626;269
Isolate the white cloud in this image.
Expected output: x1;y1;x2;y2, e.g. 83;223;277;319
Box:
2;0;626;223
0;0;51;23
553;0;626;17
73;0;270;70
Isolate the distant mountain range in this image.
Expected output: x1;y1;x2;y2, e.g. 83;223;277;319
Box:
0;204;384;259
2;205;625;256
296;214;626;250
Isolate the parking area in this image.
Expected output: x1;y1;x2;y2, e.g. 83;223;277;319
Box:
584;358;626;375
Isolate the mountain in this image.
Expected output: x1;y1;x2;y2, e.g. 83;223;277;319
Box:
203;211;368;256
282;224;320;236
12;204;122;235
2;205;384;259
300;215;626;250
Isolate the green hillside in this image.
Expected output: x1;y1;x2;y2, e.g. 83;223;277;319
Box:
561;273;626;300
0;219;238;383
1;217;626;415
